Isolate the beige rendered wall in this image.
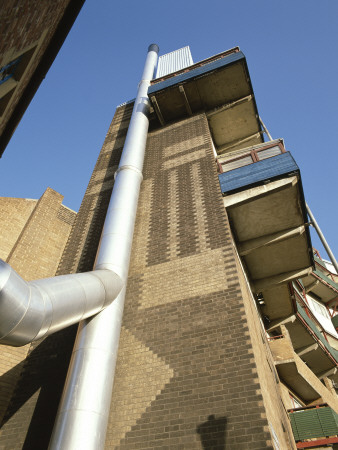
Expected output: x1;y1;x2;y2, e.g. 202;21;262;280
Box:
0;187;76;425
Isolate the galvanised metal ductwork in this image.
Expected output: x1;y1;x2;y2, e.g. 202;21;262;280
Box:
0;260;122;346
48;44;159;449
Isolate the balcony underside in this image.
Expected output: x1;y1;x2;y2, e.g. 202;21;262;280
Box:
148;50;262;152
269;310;338;382
301;272;338;304
270;337;335;403
276;360;322;403
223;173;313;293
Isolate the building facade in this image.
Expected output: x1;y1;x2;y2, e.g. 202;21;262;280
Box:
0;46;338;449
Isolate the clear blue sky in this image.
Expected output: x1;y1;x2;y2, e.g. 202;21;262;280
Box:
1;0;337;258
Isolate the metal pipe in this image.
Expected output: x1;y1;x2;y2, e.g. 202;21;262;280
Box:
0;260;122;346
306;203;338;274
49;44;159;450
259;116;273;141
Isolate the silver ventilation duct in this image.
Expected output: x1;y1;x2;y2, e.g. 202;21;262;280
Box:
49;44;159;449
0;260;122;346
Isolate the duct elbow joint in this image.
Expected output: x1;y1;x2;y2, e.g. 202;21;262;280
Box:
0;260;123;347
0;260;44;346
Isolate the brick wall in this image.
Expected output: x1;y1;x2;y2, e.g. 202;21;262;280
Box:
56;103;133;276
0;197;37;260
6;187;76;280
0;188;76;445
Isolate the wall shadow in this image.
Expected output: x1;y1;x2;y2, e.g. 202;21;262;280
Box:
197;414;227;450
0;325;77;449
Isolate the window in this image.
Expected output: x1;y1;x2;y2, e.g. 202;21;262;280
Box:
0;45;37;117
0;58;21;85
307;295;329;319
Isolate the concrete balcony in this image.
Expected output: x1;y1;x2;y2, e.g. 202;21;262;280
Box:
301;256;338;305
286;303;338;382
269;335;323;403
148;48;263;152
269;331;338;409
220;151;313;296
267;290;338;383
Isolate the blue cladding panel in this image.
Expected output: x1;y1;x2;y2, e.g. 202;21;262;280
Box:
218;152;299;194
149;51;245;94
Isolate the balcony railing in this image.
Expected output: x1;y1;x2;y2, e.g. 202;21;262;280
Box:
218;140;286;173
314;255;338;288
296;302;338;364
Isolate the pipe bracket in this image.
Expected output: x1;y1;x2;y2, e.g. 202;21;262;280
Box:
114;165;143;180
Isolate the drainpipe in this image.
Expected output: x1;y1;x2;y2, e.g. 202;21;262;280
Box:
306;203;338;274
49;44;159;450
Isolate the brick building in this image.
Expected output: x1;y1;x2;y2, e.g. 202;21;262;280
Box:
0;188;76;435
0;0;85;156
0;44;338;449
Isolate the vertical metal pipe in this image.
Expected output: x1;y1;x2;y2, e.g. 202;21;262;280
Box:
49;44;159;449
306;202;338;274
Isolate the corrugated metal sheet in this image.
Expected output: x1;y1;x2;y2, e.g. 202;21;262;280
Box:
218;152;299;194
149;51;245;95
155;46;193;78
289;407;338;441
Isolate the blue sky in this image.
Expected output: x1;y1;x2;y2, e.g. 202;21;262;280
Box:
1;0;337;258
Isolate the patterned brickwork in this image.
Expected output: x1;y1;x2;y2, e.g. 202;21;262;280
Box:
105;113;281;449
0;107;294;448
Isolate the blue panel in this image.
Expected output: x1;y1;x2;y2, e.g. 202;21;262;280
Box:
218;152;299;194
149;51;245;95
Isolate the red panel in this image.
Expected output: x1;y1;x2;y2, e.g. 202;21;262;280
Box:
296;436;338;448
